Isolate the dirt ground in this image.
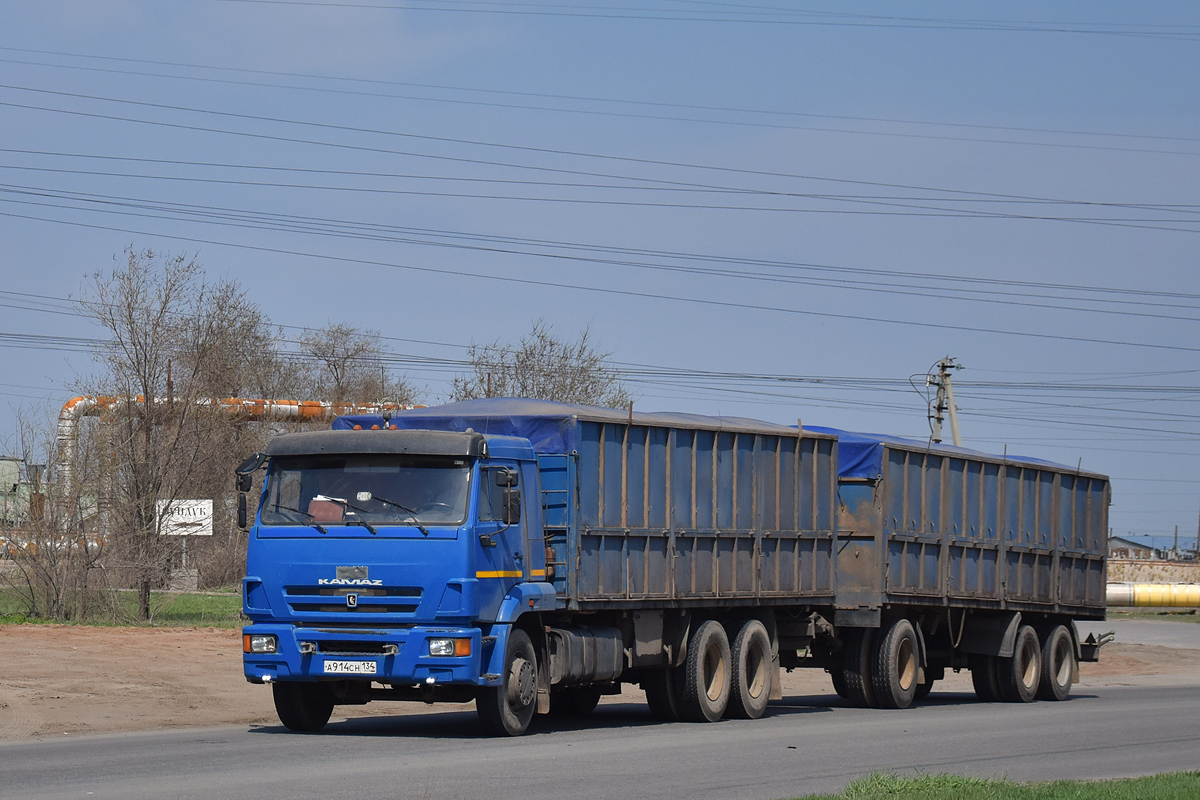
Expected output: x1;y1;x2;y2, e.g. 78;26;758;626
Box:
0;625;1196;741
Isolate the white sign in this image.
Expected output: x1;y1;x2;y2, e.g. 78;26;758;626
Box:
158;499;214;536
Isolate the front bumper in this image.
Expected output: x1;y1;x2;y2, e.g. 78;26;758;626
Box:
242;624;500;686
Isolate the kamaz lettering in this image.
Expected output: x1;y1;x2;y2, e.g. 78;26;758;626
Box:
317;578;383;586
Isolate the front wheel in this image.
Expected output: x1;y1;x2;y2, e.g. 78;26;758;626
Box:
477;628;538;736
272;682;334;732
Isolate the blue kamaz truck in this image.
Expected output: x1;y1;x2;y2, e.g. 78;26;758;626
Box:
238;399;1108;736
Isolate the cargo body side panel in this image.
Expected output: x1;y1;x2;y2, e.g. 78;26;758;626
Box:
560;420;838;610
871;444;1107;619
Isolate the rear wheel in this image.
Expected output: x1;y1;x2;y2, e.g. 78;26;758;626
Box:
840;628;878;708
727;619;772;720
872;618;920;709
996;625;1042;703
830;668;848;699
1037;626;1076;702
914;666;942;702
272;682;334;733
970;653;1000;702
676;619;732;722
477;628;538;736
643;668;682;721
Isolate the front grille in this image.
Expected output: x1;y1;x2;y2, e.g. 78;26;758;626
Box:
285;585;422;597
284;584;423;616
289;603;419;614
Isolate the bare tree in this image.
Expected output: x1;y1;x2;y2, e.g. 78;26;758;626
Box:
79;248;291;618
451;320;631;408
298;323;418;405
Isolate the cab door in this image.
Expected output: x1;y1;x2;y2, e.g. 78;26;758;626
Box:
474;461;526;617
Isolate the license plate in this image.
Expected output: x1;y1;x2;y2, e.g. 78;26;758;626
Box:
323;659;378;675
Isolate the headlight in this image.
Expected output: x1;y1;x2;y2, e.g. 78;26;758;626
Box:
243;634;278;654
428;637;471;657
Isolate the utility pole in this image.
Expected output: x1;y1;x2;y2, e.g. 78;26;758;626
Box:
927;357;963;446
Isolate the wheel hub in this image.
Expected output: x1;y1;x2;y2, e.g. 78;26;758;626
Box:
507;656;537;708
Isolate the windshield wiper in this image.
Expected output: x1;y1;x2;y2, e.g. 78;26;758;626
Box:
343;518;378;535
269;504;327;534
369;494;431;536
312;495;383;535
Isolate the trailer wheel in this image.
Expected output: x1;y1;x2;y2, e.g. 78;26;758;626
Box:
477;628;538;736
552;686;603;715
840;628;878;708
970;654;1000;702
871;618;920;709
643;669;682;721
272;682;334;733
1037;625;1075;702
676;619;732;722
727;619;772;719
996;625;1041;703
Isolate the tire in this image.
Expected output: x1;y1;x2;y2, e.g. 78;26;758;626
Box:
1037;625;1075;702
840;628;878;708
676;619;732;722
970;653;1000;702
272;682;334;733
552;686;603;715
643;668;682;721
871;618;920;709
830;668;849;699
477;628;538;736
914;667;942;702
727;619;772;720
996;625;1042;703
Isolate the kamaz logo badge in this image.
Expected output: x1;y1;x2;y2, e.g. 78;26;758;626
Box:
318;578;383;586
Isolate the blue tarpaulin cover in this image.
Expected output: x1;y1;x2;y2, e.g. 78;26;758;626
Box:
804;425;1075;480
335;398;820;455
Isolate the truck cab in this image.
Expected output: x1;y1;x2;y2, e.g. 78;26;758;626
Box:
240;427;554;735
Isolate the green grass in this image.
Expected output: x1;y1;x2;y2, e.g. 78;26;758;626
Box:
797;772;1200;800
0;586;244;627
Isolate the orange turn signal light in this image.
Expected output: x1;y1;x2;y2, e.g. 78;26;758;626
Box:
454;638;472;657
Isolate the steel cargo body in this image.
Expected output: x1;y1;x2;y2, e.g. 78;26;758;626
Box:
343;399;841;612
812;427;1109;621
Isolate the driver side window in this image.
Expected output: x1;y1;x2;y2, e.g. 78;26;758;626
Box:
477;469;507;522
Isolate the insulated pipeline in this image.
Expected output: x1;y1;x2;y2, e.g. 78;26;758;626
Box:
1106;583;1200;608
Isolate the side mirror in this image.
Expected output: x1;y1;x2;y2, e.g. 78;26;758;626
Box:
237;492;248;530
502;488;522;525
236;473;252;493
494;469;519;487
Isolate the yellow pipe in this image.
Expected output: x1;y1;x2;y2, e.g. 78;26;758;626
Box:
1106;583;1200;607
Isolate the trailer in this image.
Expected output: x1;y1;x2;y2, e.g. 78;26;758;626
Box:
238;399;1108;735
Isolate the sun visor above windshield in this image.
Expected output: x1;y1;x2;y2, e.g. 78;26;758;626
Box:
265;429;486;458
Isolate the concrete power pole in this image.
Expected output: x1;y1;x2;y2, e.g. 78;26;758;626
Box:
927;357;964;447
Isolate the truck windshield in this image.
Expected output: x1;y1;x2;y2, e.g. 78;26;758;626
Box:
260;454;472;527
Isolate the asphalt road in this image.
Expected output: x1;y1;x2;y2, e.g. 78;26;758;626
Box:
3;679;1199;800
